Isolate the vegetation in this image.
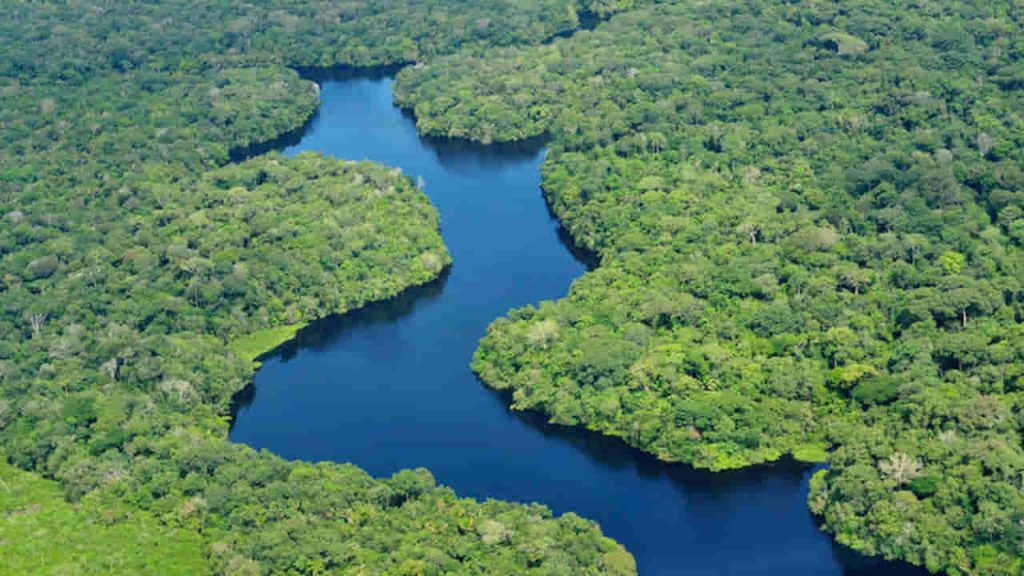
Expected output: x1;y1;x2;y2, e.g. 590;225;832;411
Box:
0;0;635;574
394;1;1024;573
230;325;308;365
0;462;212;575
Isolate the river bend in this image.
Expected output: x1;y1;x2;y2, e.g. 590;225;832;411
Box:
229;71;923;576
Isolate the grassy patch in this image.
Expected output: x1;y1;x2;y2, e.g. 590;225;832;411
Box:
0;463;210;575
791;444;830;464
229;323;308;364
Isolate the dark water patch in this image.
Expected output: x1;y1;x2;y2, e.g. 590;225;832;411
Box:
228;111;317;162
230;271;450;418
229;73;924;576
295;63;408;83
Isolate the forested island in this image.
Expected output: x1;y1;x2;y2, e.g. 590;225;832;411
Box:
2;0;1022;574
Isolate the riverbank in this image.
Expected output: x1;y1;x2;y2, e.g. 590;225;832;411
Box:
230;71;923;576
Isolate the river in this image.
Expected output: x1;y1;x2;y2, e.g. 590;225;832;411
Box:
229;70;924;576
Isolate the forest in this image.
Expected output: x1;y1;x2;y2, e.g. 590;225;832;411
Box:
4;0;1024;574
395;1;1024;574
0;0;637;574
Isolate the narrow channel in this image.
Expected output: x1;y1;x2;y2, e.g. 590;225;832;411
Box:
229;71;924;576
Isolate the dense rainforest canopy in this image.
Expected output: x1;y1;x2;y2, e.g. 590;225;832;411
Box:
0;0;637;574
394;1;1024;573
5;0;1024;574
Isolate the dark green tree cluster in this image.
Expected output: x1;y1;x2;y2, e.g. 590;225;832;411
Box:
0;0;587;77
395;1;1024;573
0;1;635;574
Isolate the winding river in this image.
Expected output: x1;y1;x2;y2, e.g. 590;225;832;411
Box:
229;70;925;575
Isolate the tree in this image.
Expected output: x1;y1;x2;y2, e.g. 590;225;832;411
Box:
878;452;922;486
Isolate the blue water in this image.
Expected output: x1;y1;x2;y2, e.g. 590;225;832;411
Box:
229;73;924;576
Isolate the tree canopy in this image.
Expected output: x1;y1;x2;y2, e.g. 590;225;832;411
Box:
0;0;635;573
394;1;1024;573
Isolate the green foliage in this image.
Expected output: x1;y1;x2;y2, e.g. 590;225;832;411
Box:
908;475;941;499
0;1;633;573
850;376;900;405
395;0;1024;572
230;324;307;364
0;462;211;575
792;444;830;464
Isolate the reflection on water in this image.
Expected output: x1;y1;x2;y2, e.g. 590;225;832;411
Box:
229;72;924;576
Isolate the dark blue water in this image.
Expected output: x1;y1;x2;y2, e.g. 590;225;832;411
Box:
229;73;924;576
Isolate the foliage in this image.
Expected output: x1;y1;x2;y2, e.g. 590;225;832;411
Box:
0;462;212;575
0;1;634;573
230;324;308;364
395;1;1024;572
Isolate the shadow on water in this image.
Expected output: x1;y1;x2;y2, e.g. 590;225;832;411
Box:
269;270;449;363
555;225;600;271
832;545;929;576
484;384;929;576
396;106;556;173
229;115;317;162
544;199;602;271
229;269;451;421
484;385;809;489
295;63;408;83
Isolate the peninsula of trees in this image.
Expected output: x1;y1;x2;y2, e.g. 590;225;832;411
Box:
0;1;636;574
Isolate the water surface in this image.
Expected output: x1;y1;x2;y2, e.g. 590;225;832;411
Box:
230;73;923;576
